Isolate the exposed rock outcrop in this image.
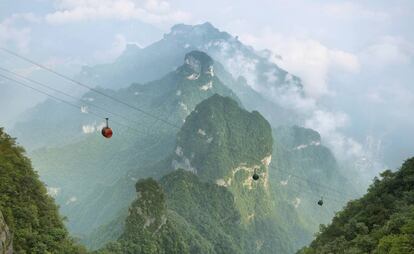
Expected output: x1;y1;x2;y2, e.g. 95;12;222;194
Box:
0;211;12;254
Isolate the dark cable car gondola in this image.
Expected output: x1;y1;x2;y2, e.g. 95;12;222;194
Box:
101;118;113;138
252;169;259;181
317;197;324;206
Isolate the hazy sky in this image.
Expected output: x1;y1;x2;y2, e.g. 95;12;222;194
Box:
0;0;413;169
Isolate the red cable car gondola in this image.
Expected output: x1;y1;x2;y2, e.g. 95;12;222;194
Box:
101;118;113;138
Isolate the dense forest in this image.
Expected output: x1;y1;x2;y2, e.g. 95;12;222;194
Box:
0;128;86;253
298;157;414;254
94;171;245;254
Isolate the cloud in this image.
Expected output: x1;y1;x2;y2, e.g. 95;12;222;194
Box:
0;13;39;53
304;110;362;160
46;0;191;26
360;36;414;67
238;30;379;176
93;33;129;62
305;110;349;136
65;196;77;205
241;31;360;98
323;2;390;21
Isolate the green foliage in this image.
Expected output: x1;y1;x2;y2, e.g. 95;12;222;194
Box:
298;157;414;254
161;169;244;254
97;170;245;254
0;128;86;253
96;178;193;254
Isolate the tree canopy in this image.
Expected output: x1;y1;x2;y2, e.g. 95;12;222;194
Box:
0;128;86;253
298;157;414;254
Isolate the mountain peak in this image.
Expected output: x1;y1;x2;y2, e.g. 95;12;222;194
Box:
183;50;214;76
165;22;231;42
173;94;272;182
170;22;217;33
118;43;141;59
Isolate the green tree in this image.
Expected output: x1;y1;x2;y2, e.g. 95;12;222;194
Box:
298;158;414;254
0;128;86;253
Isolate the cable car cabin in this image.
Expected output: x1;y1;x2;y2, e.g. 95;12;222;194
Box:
317;199;324;206
101;118;113;138
102;127;113;138
252;169;259;181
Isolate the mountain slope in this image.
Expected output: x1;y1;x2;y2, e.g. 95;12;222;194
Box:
96;171;245;254
96;178;190;254
160;169;245;254
269;126;355;248
298;157;414;254
0;128;86;253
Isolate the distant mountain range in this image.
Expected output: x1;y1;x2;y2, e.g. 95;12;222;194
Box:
78;22;302;92
76;22;300;126
9;23;356;253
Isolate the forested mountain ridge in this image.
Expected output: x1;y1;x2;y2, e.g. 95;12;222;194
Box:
298;157;414;254
0;128;86;253
95;170;246;254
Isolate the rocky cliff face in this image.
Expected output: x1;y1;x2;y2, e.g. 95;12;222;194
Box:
183;51;214;76
0;211;12;254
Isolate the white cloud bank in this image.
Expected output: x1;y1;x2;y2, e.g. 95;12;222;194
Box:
322;2;390;21
46;0;191;26
241;31;360;99
0;13;39;53
237;30;386;178
360;36;414;68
